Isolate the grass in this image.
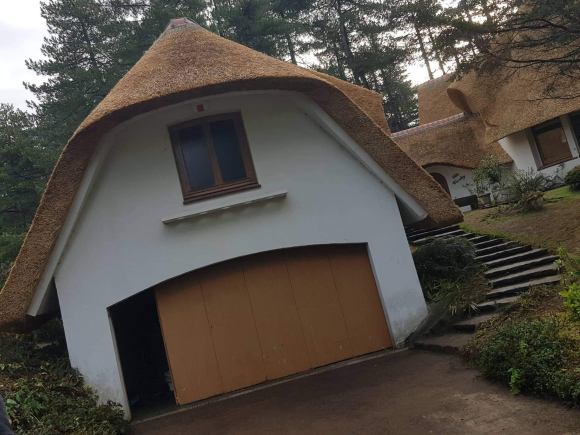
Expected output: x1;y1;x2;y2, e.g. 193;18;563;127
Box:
462;186;580;254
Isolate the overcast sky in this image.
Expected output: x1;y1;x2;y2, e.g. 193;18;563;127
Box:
0;1;431;112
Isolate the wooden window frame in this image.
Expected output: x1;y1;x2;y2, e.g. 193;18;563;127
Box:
531;118;575;169
168;112;259;203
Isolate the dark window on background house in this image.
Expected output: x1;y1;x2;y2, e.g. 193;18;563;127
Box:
169;113;259;202
569;112;580;147
532;118;573;167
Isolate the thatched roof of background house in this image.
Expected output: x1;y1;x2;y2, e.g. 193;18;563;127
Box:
448;60;580;143
0;18;462;331
394;113;513;169
417;74;463;124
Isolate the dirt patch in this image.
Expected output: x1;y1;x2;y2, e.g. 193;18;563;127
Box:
131;351;580;435
463;190;580;253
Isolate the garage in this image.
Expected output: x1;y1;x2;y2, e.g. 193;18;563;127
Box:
155;244;392;406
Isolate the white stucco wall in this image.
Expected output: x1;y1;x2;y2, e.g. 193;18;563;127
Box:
53;92;428;414
499;115;580;178
426;165;475;200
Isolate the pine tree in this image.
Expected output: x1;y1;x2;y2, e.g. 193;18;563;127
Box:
25;0;137;153
0;104;53;286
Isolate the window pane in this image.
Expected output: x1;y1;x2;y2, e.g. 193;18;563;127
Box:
210;119;247;183
534;123;572;165
179;125;215;190
570;113;580;145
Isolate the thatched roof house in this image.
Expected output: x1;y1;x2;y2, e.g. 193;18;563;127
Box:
394;114;512;169
448;56;580;144
417;74;463;125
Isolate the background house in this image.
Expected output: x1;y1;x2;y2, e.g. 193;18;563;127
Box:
397;71;580;211
0;18;461;418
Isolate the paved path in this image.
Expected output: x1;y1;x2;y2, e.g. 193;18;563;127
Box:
131;350;580;435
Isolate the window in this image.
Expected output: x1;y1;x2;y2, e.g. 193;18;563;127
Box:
169;113;259;202
569;112;580;147
532;118;573;168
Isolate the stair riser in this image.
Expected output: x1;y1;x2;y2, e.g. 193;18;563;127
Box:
453;324;477;333
474;239;504;249
407;225;460;241
413;231;466;245
483;249;548;268
476;243;518;256
477;246;532;262
486;276;562;300
485;256;559;279
475;301;513;313
491;268;559;289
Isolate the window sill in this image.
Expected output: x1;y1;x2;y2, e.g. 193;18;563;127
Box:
162;189;288;224
537;156;578;170
183;180;260;204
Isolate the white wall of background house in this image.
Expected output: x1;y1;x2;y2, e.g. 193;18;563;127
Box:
426;165;475;211
499;114;580;178
47;91;428;414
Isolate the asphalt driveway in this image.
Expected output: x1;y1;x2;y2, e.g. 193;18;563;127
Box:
131;350;580;435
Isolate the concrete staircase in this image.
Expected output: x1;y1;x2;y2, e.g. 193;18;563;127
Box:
406;225;562;353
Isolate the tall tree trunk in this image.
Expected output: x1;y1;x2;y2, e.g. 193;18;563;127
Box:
428;28;446;74
336;0;370;88
285;33;297;64
279;10;297;65
332;40;348;81
414;24;433;80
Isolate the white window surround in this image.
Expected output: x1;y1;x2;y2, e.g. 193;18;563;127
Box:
527;114;580;170
162;189;288;223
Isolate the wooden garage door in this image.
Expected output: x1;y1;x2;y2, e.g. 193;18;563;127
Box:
155;244;392;406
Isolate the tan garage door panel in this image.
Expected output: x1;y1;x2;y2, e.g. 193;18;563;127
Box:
198;261;267;393
156;244;392;406
284;246;354;368
242;251;311;380
327;245;393;356
155;273;223;405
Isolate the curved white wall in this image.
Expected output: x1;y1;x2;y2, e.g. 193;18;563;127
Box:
54;92;427;413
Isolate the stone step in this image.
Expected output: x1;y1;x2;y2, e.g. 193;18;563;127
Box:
476;295;521;312
482;248;549;268
476;241;519;256
484;255;559;279
453;312;498;332
477;245;532;263
413;230;466;246
489;263;559;289
407;225;460;241
414;333;473;354
457;232;480;240
486;274;562;300
462;235;488;245
474;238;504;249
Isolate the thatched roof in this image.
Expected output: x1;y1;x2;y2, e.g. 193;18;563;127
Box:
0;18;462;331
448;60;580;143
417;74;463;124
394;114;513;169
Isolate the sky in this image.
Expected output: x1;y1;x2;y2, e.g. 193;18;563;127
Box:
0;1;432;112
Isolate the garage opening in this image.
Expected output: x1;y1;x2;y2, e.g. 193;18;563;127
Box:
109;290;174;418
155;244;393;407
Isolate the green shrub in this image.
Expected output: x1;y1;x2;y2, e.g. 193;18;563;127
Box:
412;237;480;286
507;168;550;201
0;319;129;435
565;166;580;190
473;317;580;401
480;154;509;188
560;283;580;319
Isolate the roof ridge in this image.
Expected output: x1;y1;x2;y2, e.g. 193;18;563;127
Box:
418;73;454;88
164;17;200;33
392;113;472;139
